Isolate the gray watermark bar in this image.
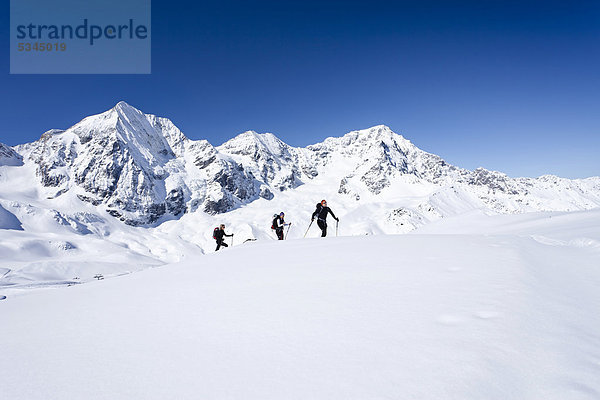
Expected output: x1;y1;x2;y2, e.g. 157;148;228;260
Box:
10;0;151;74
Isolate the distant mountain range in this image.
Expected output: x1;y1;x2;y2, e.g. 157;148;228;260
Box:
1;101;599;287
3;101;598;227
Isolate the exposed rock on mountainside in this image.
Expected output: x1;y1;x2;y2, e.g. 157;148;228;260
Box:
7;102;600;226
0;142;23;167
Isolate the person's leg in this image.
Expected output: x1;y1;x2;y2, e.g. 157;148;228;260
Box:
317;220;327;237
215;240;221;251
222;242;228;248
277;228;283;240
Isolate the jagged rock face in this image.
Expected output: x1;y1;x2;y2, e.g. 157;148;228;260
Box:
17;102;266;224
186;140;259;214
26;130;73;187
202;162;258;214
165;188;185;215
309;126;468;194
218;131;309;192
0;143;23;167
21;104;180;224
468;168;520;194
10;103;600;226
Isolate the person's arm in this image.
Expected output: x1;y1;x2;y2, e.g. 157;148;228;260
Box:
328;208;338;220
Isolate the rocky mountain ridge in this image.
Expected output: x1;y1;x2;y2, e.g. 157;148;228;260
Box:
4;101;600;226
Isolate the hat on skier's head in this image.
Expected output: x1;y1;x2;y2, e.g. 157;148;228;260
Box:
280;212;285;217
220;224;225;228
321;199;327;205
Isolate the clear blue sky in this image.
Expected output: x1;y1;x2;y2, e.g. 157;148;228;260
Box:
1;0;599;178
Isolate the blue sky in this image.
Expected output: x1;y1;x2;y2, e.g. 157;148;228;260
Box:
1;0;599;178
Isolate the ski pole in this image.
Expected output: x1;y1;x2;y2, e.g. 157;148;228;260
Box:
285;223;291;240
304;220;313;238
231;234;234;247
336;220;339;237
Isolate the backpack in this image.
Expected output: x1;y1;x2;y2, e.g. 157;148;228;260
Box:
315;203;322;214
271;214;279;230
212;227;220;239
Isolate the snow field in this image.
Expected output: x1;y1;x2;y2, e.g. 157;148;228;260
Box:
1;219;600;399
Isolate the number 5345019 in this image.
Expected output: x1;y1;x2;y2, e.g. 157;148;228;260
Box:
17;43;66;51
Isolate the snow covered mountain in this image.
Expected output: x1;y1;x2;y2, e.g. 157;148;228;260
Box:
7;102;600;226
1;102;599;287
2;108;599;400
14;102;268;225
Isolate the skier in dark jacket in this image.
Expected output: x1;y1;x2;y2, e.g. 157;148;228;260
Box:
214;224;233;251
311;200;338;237
272;212;291;240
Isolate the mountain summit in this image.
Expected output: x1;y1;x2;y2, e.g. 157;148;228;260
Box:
5;102;600;227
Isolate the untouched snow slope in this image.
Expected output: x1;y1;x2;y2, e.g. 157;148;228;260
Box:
2;211;600;400
414;208;600;241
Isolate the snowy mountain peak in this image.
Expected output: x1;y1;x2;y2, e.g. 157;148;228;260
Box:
313;124;414;156
219;130;291;157
61;102;191;161
114;100;137;111
354;124;395;137
223;130;283;146
3;104;599;230
217;130;307;195
348;125;414;149
110;101;159;131
104;101;151;123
